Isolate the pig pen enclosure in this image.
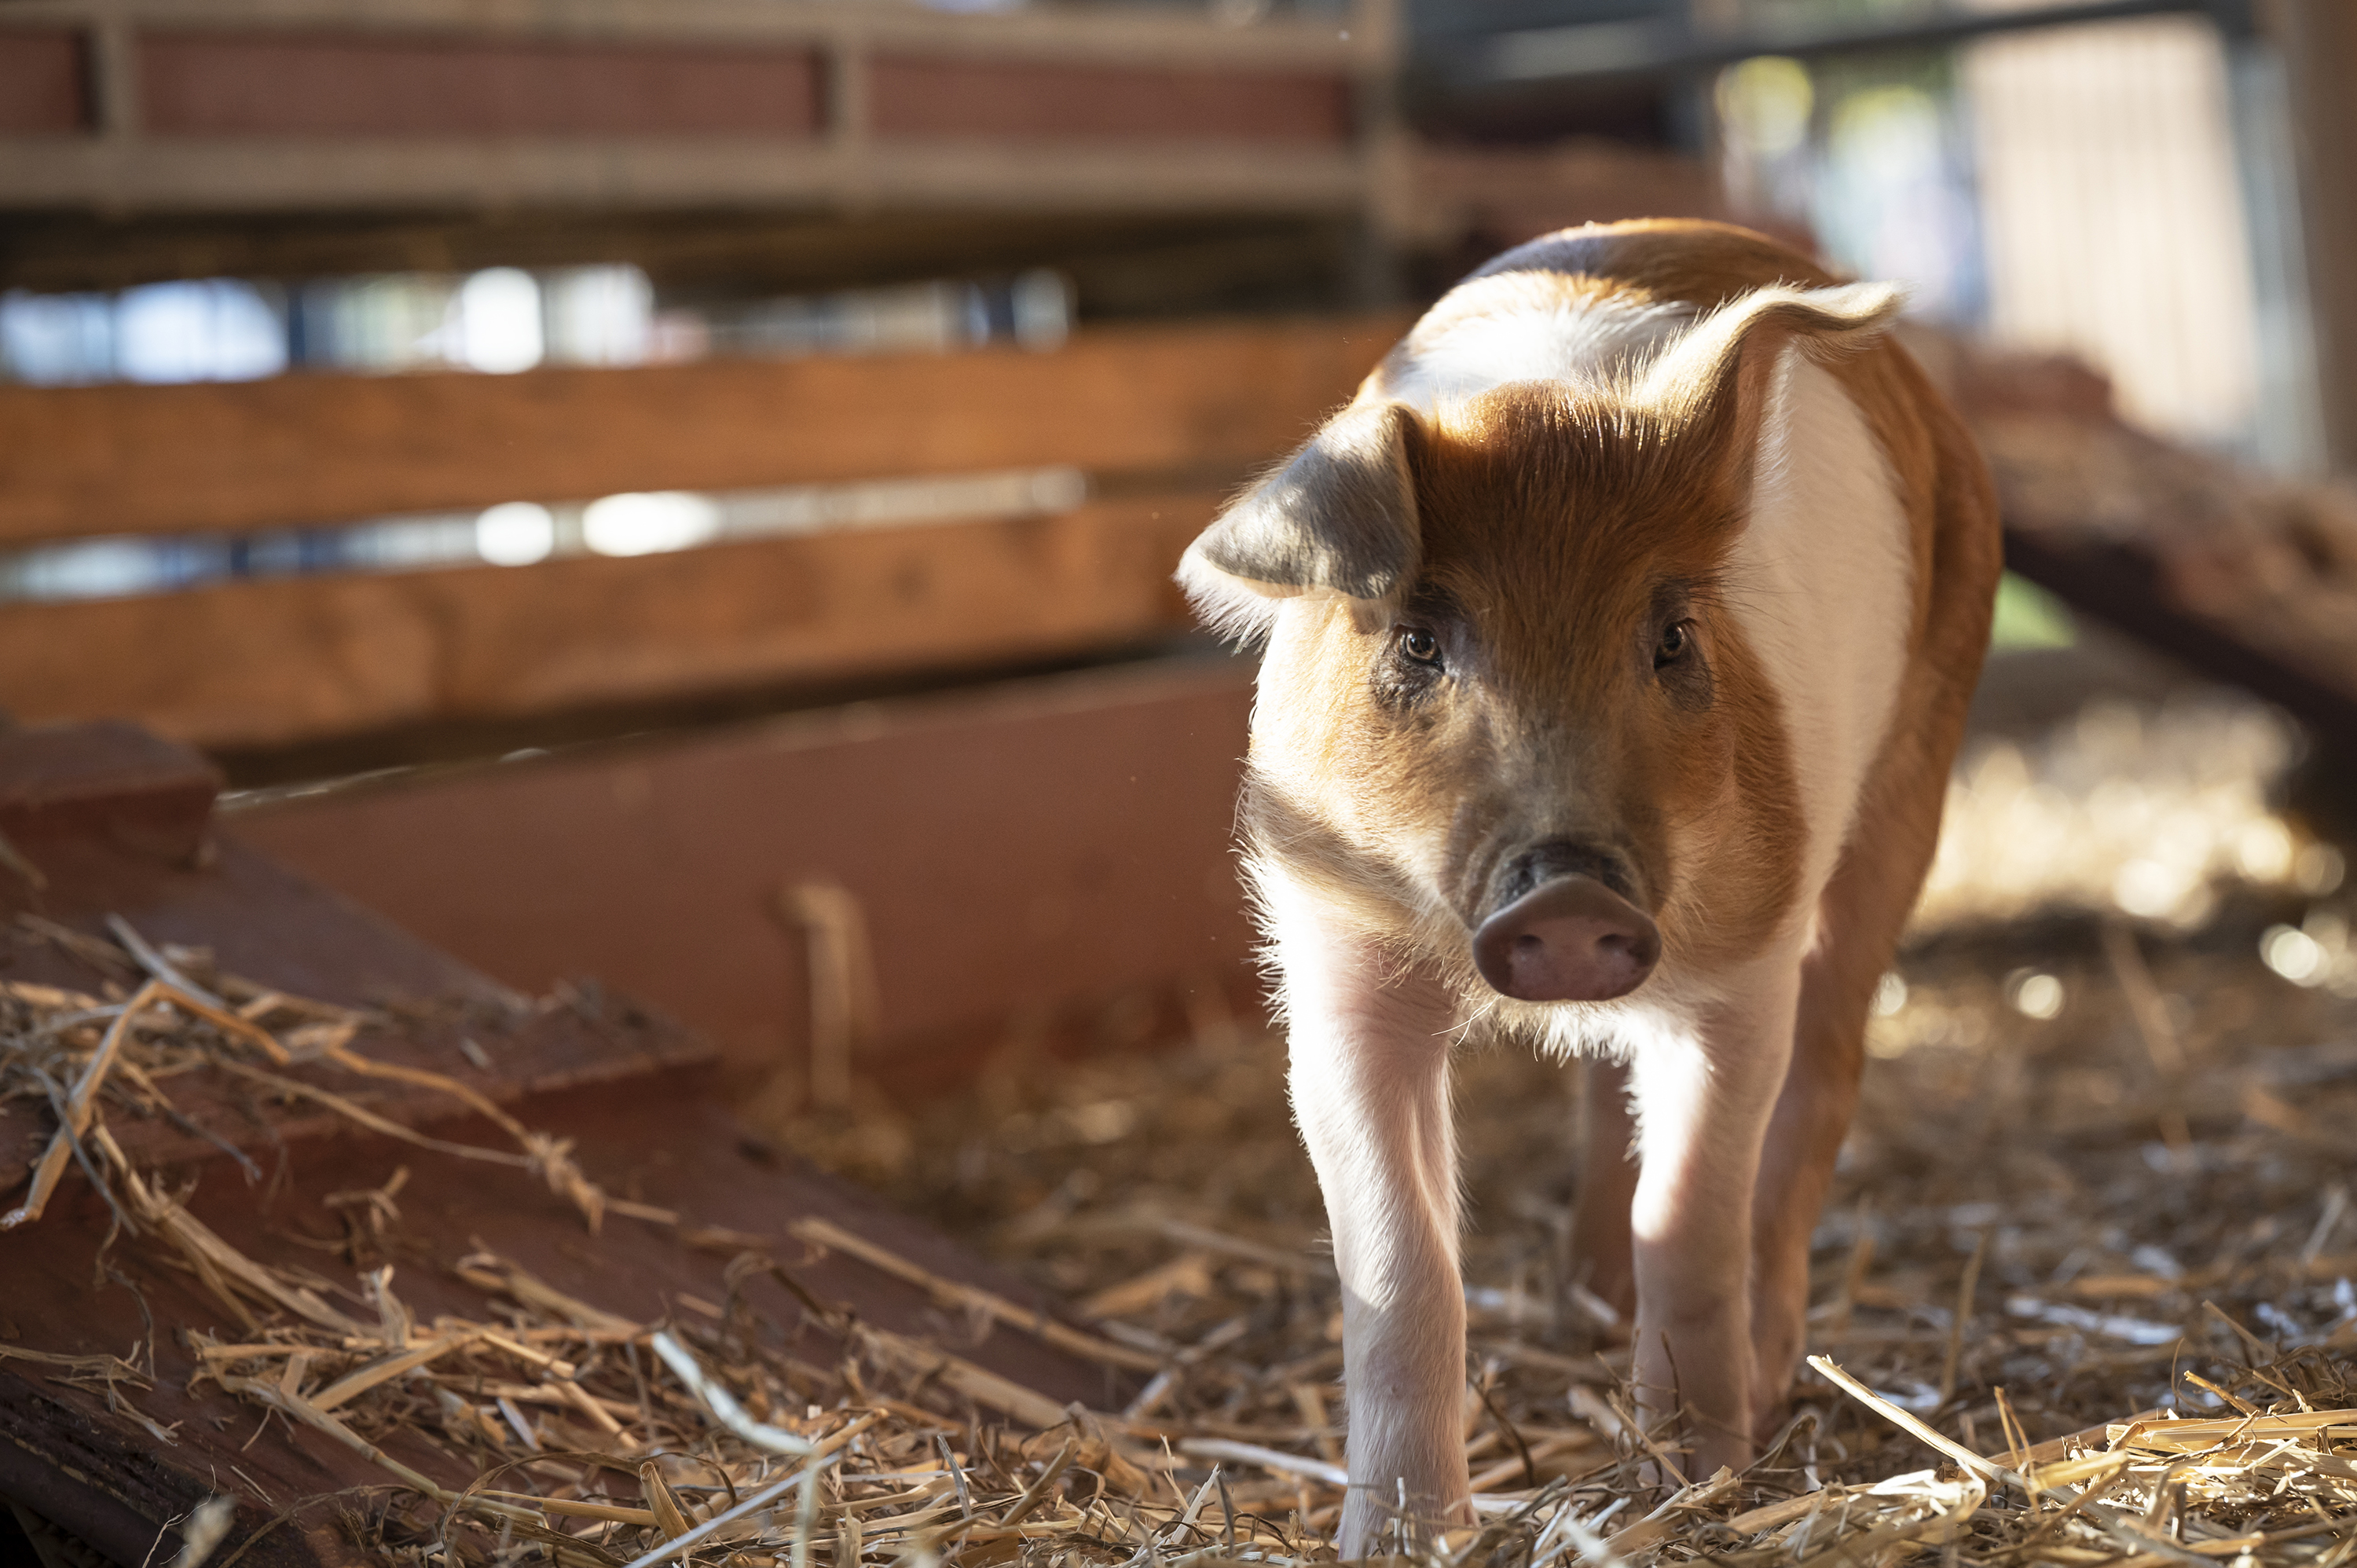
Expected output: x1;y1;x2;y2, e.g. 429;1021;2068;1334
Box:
5;11;2357;1551
4;342;2357;1568
8;630;2357;1568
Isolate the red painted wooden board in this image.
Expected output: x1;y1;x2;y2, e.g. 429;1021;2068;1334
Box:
0;30;86;134
867;54;1352;144
233;658;1263;1086
141;31;824;138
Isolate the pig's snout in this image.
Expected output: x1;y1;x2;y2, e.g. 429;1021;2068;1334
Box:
1472;874;1661;1003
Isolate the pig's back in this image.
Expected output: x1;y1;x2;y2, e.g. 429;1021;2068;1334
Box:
1367;219;1842;413
1465;218;1840;310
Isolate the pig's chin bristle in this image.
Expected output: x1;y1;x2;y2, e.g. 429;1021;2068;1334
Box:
1450;985;1646;1064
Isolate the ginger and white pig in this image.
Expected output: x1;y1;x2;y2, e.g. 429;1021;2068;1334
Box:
1178;220;2002;1552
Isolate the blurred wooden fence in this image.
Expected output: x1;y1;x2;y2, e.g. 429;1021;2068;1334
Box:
0;316;1401;749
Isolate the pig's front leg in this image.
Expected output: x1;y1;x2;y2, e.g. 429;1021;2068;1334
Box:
1626;964;1801;1478
1271;886;1467;1555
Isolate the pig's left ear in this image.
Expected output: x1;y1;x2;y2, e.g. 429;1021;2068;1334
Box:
1176;400;1420;644
1637;280;1906;436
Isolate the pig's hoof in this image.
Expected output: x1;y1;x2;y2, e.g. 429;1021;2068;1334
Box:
1339;1483;1472;1559
1473;875;1660;1002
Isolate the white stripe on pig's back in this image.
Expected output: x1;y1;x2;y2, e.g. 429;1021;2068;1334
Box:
1728;350;1914;903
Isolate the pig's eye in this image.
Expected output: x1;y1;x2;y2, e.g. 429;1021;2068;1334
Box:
1653;621;1692;669
1397;627;1442;667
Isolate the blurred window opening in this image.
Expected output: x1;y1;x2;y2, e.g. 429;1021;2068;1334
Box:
1963;17;2263;449
1710;2;2314;471
115;280;290;383
0;466;1091;604
1;266;1072;385
681;272;1072;361
1719;49;1986;327
581;492;724;558
451;267;545;374
475;503;559;568
1;279;288;386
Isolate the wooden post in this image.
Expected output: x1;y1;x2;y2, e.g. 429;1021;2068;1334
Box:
2278;0;2357;475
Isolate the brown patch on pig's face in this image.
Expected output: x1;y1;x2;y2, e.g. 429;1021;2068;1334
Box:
1248;382;1804;995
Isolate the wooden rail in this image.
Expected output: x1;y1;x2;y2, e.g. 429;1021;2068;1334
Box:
0;314;1403;749
0;0;1389;217
0;316;1399;543
0;496;1217;749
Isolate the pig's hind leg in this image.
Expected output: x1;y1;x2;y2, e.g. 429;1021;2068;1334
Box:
1745;931;1879;1436
1269;881;1468;1555
1571;1060;1640;1321
1746;779;1945;1432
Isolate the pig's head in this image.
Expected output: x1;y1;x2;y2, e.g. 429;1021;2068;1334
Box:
1180;280;1902;1019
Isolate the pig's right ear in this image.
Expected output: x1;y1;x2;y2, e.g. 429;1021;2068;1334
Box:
1175;401;1420;644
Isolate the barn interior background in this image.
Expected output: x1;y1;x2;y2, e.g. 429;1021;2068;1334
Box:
3;1;2357;1565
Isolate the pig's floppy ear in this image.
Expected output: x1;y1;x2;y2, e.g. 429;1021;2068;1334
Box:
1176;401;1420;643
1637;280;1905;436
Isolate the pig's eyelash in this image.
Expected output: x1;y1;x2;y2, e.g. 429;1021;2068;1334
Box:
1667;569;1734;614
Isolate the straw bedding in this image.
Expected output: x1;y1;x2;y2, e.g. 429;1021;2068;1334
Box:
5;698;2356;1567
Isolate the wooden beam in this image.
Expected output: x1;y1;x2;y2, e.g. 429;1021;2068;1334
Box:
0;2;1394;223
0;495;1217;749
2281;0;2357;474
0;131;1370;219
0;317;1397;544
0;0;1377;72
131;34;1347;145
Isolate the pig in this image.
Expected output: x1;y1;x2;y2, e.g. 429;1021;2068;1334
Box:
1177;219;2001;1551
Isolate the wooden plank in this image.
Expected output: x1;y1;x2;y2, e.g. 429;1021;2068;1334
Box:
0;720;715;1194
233;658;1259;1079
0;838;716;1193
141;31;825;137
2002;523;2357;743
0;0;1377;71
0;317;1396;544
2282;0;2357;474
134;35;1340;143
867;54;1351;143
0;495;1217;748
0;130;1372;222
0;29;86;133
